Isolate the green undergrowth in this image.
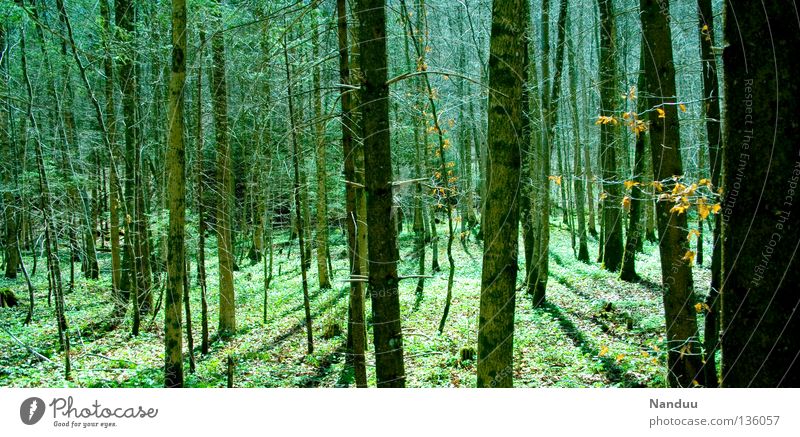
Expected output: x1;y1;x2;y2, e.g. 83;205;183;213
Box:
0;216;715;388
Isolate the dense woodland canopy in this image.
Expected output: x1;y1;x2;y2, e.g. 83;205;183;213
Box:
0;0;797;388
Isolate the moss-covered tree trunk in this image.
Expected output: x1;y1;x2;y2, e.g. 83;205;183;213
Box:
337;0;367;387
640;0;703;387
356;0;405;387
1;23;19;280
311;7;331;290
720;0;799;387
477;0;525;388
164;0;186;388
211;0;236;337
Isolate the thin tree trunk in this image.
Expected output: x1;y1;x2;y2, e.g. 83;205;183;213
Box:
196;31;210;354
620;41;648;282
284;36;314;355
568;36;590;263
337;0;366;387
697;0;722;388
210;2;236;337
311;8;331;290
22;31;71;380
164;0;187;387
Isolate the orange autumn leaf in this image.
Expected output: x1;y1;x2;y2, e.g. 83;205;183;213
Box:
683;250;696;265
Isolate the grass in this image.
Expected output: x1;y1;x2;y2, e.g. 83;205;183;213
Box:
0;215;715;388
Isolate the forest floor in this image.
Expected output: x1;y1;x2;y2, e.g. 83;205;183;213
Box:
0;218;712;387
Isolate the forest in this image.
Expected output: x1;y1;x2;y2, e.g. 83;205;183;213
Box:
0;0;797;389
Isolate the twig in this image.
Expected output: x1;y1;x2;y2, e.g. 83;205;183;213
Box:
0;324;54;364
392;178;428;187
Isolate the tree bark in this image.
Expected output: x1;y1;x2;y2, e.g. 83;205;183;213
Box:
640;0;703;387
697;0;722;388
720;0;799;387
477;0;525;388
597;0;623;272
211;1;236;337
356;0;406;387
164;0;187;387
337;0;367;387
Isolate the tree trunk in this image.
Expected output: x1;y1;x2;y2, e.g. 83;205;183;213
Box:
164;0;187;387
22;31;71;380
337;0;367;387
597;0;623;272
697;0;722;388
567;36;590;263
356;0;406;387
196;30;210;354
720;0;799;387
284;36;314;355
620;41;648;282
477;0;525;388
640;0;703;387
211;1;236;337
0;22;18;280
99;0;123;319
311;8;331;290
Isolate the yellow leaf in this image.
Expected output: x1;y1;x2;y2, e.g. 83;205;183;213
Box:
679;103;687;112
652;180;664;192
656;108;666;119
615;354;626;363
628;85;637;101
670;204;687;214
702;24;709;33
692;380;700;387
622;195;631;211
683;250;696;265
687;229;701;241
623;180;640;190
698;178;711;187
548;175;562;186
697;197;710;220
641;350;650;358
599;191;609;201
651;357;659;365
599;345;609;357
695;302;711;313
711;203;721;214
